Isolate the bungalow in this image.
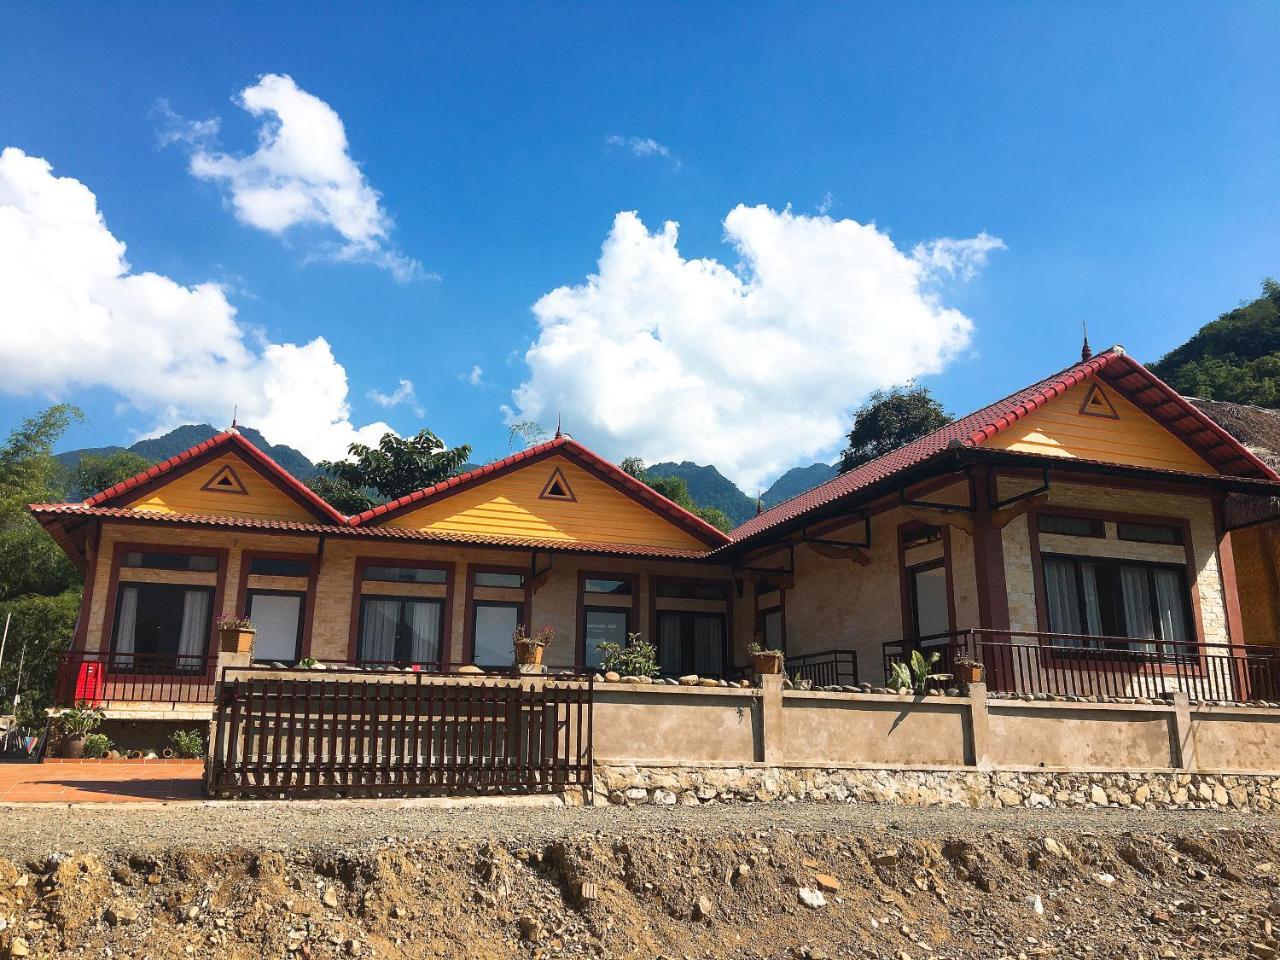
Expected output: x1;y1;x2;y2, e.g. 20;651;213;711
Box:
30;345;1280;742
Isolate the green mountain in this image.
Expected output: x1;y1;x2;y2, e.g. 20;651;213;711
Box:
647;461;758;526
57;424;320;482
762;462;838;507
1151;279;1280;406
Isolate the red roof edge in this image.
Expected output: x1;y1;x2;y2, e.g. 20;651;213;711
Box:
83;431;348;524
350;436;731;547
965;352;1117;447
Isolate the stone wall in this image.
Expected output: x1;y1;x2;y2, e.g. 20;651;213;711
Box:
593;764;1279;811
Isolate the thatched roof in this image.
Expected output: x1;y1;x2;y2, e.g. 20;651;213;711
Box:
1186;398;1280;470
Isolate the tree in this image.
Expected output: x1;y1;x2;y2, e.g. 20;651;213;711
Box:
69;450;153;500
311;429;472;507
1151;279;1280;407
303;475;377;515
839;385;952;473
620;457;733;533
0;405;85;725
507;420;548;450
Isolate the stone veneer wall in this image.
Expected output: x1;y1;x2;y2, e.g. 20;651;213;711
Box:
594;764;1280;812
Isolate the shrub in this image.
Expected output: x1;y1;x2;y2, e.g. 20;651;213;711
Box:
169;728;205;759
597;632;659;678
83;733;112;758
56;702;105;738
888;650;951;694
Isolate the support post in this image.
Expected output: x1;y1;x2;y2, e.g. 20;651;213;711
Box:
758;673;784;764
1172;691;1196;771
967;681;991;769
971;467;1010;634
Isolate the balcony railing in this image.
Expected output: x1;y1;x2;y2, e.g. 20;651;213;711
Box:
788;649;860;687
884;629;1280;703
54;651;219;706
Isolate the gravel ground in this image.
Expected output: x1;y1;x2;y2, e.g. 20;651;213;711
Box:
0;798;1267;859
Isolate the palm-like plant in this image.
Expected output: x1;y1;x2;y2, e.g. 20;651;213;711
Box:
888;650;951;694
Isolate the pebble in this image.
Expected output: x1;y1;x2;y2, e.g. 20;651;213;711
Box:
798;887;827;909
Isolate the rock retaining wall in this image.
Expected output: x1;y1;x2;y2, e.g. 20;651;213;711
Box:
594;764;1280;812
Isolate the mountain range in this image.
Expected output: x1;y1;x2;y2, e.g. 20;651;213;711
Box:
57;424;838;526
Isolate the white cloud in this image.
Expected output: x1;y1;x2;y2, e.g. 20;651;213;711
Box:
368;378;424;417
464;365;484;386
166;74;425;282
511;205;1002;491
0;146;393;462
605;135;680;169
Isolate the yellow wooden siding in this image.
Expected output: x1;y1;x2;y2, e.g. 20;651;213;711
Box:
125;452;319;522
379;455;708;549
984;380;1217;475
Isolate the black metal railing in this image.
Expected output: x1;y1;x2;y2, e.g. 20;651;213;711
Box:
788;649;860;687
885;629;1280;703
207;668;593;799
54;651;219;706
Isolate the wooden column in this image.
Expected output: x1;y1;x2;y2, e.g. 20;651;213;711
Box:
971;467;1010;632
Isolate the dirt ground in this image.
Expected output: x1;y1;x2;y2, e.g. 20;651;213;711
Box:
0;802;1275;959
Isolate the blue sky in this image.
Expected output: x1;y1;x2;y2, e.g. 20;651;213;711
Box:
2;2;1278;491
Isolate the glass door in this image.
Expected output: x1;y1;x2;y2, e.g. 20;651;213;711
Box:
657;612;728;678
358;597;443;666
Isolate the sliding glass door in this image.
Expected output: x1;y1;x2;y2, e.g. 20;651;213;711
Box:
111;582;213;672
657;612;727;677
358;596;443;666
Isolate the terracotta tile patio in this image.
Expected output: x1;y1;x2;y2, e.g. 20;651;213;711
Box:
0;760;204;803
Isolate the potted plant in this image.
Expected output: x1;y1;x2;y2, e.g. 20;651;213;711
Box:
56;702;105;759
513;624;554;667
887;650;952;695
598;632;659;678
750;642;785;676
954;654;983;685
216;614;255;655
791;670;813;691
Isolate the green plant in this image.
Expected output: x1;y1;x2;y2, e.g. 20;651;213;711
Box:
83;733;112;758
298;657;318;668
56;702;104;738
597;632;659;677
169;728;205;759
888;650;951;694
513;624;555;648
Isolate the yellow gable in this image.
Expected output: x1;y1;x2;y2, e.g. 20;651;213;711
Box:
984;379;1217;475
125;452;319;522
377;454;709;550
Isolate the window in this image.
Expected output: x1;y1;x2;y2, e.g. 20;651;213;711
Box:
248;557;312;578
111;582;213;671
583;608;629;669
658;612;727;677
584;577;630;596
902;525;943;550
1038;514;1105;538
363;565;447;584
474;571;524;589
358;597;442;664
539;467;575;501
122;551;217;572
909;563;950;639
1042;554;1192;654
1117;521;1184;545
471;601;521;667
247;590;304;663
760;607;784;652
655;581;728;600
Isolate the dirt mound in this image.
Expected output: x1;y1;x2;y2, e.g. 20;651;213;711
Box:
0;821;1276;958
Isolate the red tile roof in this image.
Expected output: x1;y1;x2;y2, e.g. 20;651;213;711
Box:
83;430;347;524
349;435;731;547
28;504;712;560
726;347;1280;547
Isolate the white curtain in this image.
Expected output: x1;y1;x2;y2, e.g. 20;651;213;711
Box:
112;586;139;670
1079;564;1104;638
1118;566;1155;654
1044;558;1083;643
360;599;400;662
1152;568;1190;653
406;601;441;665
177;590;211;669
693;616;724;677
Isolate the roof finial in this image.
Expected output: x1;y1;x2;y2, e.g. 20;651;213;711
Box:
755;492;764;516
228;404;240;435
1081;320;1092;363
554;413;563;439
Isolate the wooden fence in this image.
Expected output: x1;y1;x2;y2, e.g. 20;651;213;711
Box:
206;671;593;799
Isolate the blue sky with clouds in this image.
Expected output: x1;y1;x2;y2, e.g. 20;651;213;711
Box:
2;2;1278;490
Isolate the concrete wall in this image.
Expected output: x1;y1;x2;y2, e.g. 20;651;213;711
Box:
591;679;1280;775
